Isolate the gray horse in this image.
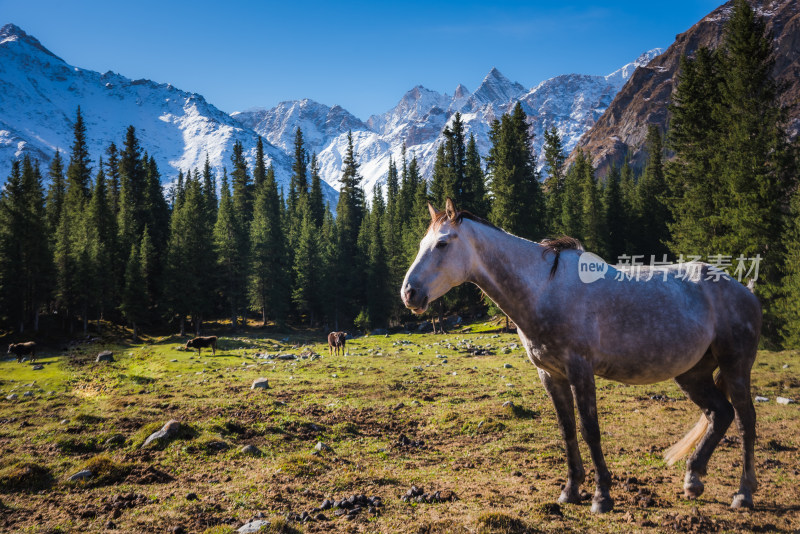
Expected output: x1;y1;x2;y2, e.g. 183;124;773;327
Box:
401;198;760;513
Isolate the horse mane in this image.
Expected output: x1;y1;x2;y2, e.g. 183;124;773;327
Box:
540;236;584;279
428;209;501;233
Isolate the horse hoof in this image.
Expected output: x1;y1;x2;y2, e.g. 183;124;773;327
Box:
558;489;581;504
590;496;614;514
730;492;753;510
683;472;704;499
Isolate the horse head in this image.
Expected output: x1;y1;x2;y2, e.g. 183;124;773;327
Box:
401;198;475;314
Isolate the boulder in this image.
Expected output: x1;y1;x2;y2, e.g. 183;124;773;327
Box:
142;419;181;448
96;351;114;363
240;444;262;456
315;441;333;452
238;520;270;533
68;469;93;481
251;378;270;390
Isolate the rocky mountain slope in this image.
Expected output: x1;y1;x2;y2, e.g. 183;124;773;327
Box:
570;0;800;175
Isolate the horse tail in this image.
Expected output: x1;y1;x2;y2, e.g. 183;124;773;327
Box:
664;372;727;466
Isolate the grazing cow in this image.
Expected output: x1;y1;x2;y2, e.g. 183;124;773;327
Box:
185;336;217;357
328;332;347;356
8;342;37;363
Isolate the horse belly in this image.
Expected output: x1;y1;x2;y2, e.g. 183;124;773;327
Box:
594;340;711;385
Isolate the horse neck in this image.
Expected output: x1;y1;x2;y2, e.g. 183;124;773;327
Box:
464;221;551;326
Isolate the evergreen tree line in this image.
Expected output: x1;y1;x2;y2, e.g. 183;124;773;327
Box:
0;0;797;345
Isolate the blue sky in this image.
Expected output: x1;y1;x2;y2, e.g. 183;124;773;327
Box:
1;0;722;120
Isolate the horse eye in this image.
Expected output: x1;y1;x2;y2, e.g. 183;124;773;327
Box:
435;241;448;249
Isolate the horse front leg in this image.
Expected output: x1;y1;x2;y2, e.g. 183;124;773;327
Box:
538;368;585;504
565;356;613;513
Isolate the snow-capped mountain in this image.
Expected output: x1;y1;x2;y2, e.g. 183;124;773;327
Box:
0;23;338;206
261;48;663;197
0;21;660;206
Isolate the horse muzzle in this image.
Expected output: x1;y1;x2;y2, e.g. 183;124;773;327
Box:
401;284;429;314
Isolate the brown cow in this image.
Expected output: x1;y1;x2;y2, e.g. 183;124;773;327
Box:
327;331;347;356
8;342;36;363
185;336;217;357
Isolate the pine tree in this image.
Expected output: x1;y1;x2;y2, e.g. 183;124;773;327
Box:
634;125;670;256
202;154;218;222
560;150;586;239
602;165;626;261
120;241;147;342
289;127;308;214
249;166;289;326
86;162;117;330
166;174;214;335
308;153;325;227
45;149;65;233
292;198;321;325
580;160;604;254
365;185;391;328
334;131;366;323
463;134;489;216
56;107;93;331
0;157;51;332
543;127;567;234
104;142;121;216
254;136;267;190
430;143;453;207
487;103;543;239
214;171;246;328
230;140;253;223
117;126;146;256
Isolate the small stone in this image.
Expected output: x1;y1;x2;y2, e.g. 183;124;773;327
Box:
315;441;333;452
5;394;17;400
776;396;795;405
142;420;181;448
783;364;789;369
170;359;178;363
240;444;262;456
315;513;327;521
105;521;116;529
755;396;769;402
171;527;186;534
251;378;270;390
23;391;33;397
32;364;44;370
105;434;125;447
237;520;270;533
277;354;295;360
95;351;114;363
186;492;198;501
502;401;514;408
503;363;513;369
393;402;405;411
68;469;93;481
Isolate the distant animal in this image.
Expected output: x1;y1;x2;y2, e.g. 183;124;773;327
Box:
185;336;217;356
8;342;37;363
328;332;347;356
401;197;761;513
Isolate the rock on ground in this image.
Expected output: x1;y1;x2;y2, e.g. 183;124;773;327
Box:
142;419;181;448
251;378;270;390
68;469;93;481
238;520;270;533
96;351;114;363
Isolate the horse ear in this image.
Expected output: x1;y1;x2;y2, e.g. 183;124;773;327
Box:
445;197;457;222
427;202;438;221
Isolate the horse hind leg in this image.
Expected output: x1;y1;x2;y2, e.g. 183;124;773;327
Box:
670;353;734;500
537;368;585;505
717;355;758;509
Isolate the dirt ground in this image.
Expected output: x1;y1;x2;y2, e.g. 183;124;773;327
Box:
0;323;798;533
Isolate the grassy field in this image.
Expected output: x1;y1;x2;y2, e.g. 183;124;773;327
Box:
0;322;798;533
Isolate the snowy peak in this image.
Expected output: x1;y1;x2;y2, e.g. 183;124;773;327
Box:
605;48;663;87
231;98;368;155
472;67;527;105
0;23;61;60
453;83;470;100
